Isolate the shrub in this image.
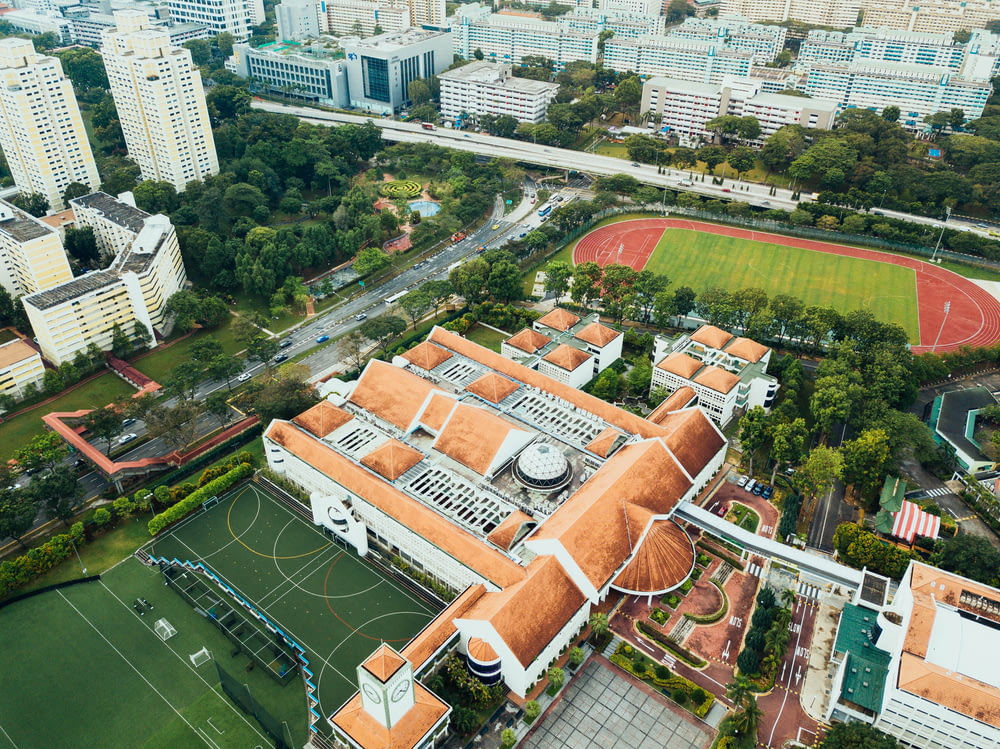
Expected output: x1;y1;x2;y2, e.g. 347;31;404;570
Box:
697;553;711;567
500;728;516;749
93;508;112;526
680;579;693;593
523;700;541;723
569;647;585;667
635;621;706;667
0;522;86;597
650;607;668;625
673;688;688;705
756;587;776;609
655;664;670;680
685;579;729;625
380;180;422;199
147;463;253;535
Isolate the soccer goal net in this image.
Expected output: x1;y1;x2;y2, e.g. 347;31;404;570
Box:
154;618;176;642
189;647;211;667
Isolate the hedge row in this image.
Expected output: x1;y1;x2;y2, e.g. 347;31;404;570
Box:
0;522;85;598
148;463;253;535
610;648;714;719
777;491;802;541
696;540;746;571
151;424;261;489
635;620;707;668
684;579;729;625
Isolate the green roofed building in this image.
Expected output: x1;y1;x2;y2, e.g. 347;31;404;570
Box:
874;475;906;535
829;602;891;721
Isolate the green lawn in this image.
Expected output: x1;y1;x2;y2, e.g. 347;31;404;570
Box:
465;323;510;352
132;317;242;383
0;558;307;748
644;228;920;342
0;373;135;460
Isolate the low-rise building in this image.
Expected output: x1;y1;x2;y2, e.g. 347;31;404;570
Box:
0;200;73;298
1;10;74;44
342;27;452;114
930;386;998;473
501;308;624;389
650;324;778;425
227;41;349;106
0;336;45;399
439;61;558;123
826;562;1000;749
22;192;188;365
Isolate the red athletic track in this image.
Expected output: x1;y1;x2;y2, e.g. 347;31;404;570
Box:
572;218;1000;353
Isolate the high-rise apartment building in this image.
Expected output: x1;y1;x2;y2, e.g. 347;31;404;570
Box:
319;0;411;37
167;0;265;40
719;0;861;29
860;0;1000;34
101;11;219;193
276;0;320;40
0;200;73;298
0;38;100;212
407;0;445;28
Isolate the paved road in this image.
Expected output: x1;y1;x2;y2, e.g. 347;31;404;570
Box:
807;481;857;554
252;100;994;238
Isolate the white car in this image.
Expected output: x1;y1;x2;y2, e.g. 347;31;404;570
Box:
736;475;749;488
118;433;138;445
237;372;252;382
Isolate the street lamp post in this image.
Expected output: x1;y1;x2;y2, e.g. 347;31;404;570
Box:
932;301;952;352
70;536;87;575
931;206;951;263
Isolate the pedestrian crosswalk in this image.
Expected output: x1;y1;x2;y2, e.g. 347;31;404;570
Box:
798;582;821;600
922;487;953;498
746;562;763;577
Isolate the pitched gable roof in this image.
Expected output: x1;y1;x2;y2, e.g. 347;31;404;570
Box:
434;402;532;476
401;584;486;671
504;328;550;354
585;427;626;458
690;324;733;350
725;336;768;363
647;387;696;424
465;372;519;404
349;360;444;431
486;510;535;551
654;407;725;478
361;439;424;481
542;344;592;372
656;352;702;379
293;400;353;438
536;308;580;332
417;392;456;433
694;365;740;394
401;341;453;371
574;321;620;347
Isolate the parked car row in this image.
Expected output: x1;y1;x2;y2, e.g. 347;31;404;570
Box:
736;475;774;499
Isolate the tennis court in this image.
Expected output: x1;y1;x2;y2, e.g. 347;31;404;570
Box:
144;482;441;719
0;557;304;748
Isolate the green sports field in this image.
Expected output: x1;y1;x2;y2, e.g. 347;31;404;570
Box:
643;228;920;342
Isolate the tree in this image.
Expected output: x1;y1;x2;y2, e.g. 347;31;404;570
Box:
725;675;754;711
569;261;603;306
524;700;541;722
15;432;67;474
487;258;523;303
110;322;133;359
697;145;727;173
165;290;203;333
407;79;432;106
881;105;900;123
795;446;843;503
500;728;516;749
729;695;762;748
205;390;233;428
145;400;201;451
54;46;109;90
62;182;91;206
359;315;406;355
810;374;856;441
929;534;1000;587
665;0;694;22
397;287;433;329
164;361;204;402
353;246;390;276
344;331;370;372
547;666;565;692
613;76;642;114
591;368;622;401
132;180;179;214
28;467;83;524
544;260;574;299
64;226;99;266
10;191;49;217
0;489;36;549
600;264;639;324
841;429;892;505
249;367;319;422
589;612;609;637
769;418;807;484
206;354;244;390
739;406;768;474
819;722;899;749
727;146;756;178
82;405;126;456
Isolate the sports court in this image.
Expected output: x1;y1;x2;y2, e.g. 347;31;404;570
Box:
144;482;440;719
571;217;1000;352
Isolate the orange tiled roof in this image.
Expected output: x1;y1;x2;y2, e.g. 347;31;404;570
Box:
725;337;768;363
656;408;725;479
460;556;586;667
417;392;456;433
350;360;444;431
465;373;519;404
505;328;551;354
613;520;695;594
361;439;423;481
690;324;733;350
362;643;406;682
401;341;453;371
574;322;620;348
331;682;449;749
467;638;499;663
401;585;486;670
0;339;38;369
427;327;686;441
265;421;526;588
542;344;591;372
694;365;740;394
647;387;697;425
486;510;534;551
530;439;693;589
292;400;354;438
434;403;530;476
656;352;702;379
536;308;580;332
585;427;625;458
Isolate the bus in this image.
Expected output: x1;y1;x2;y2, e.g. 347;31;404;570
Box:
385;289;408;305
420;122;436;131
537;204;553;217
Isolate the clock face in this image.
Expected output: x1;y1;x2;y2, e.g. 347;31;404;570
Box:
362;683;382;703
391;678;411;703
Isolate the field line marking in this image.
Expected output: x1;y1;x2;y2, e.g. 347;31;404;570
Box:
0;722;20;748
262;539;344;608
56;590;215;748
96;578;271;744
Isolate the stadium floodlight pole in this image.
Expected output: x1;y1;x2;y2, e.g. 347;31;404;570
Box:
70;536;86;575
931;206;951;263
932;301;952;352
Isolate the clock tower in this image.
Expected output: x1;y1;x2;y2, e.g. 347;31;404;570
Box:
357;643;416;729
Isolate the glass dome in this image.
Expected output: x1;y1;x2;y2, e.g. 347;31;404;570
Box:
513;443;572;491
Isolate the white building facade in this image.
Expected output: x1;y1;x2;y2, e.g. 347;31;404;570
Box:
102;11;220;192
0;39;100;211
719;0;861;28
167;0;265;40
439;61;558;123
228;42;350;106
319;0;411;36
0;200;73;298
276;0;320;40
603;36;754;83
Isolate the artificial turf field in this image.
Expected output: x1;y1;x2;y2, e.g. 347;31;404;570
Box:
572;221;922;343
0;483;439;748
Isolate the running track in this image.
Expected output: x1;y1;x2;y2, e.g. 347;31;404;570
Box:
572;218;1000;353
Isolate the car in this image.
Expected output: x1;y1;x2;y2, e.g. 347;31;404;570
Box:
762;486;774;499
761;200;770;206
529;197;536;204
463;133;471;138
118;433;138;445
631;162;640;167
678;179;693;187
721;188;732;193
744;479;756;493
518;232;527;238
237;372;252;382
355;313;367;321
121;417;136;427
736;475;749;488
279;338;293;348
784;466;796;475
316;335;330;343
872;210;884;216
752;483;764;496
73;458;86;469
274;353;289;363
491;223;500;230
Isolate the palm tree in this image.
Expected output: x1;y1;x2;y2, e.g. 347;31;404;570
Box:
781;587;797;609
730;696;763;748
589;612;610;637
725;675;754;711
761;651;782;676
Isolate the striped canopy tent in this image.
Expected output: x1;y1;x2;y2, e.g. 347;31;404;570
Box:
890;500;941;544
